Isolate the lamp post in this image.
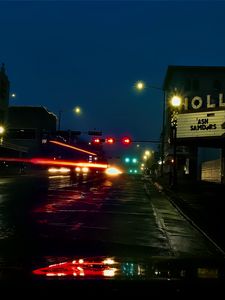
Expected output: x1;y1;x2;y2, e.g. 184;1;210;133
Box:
58;106;82;131
170;95;182;189
135;81;166;177
58;110;62;131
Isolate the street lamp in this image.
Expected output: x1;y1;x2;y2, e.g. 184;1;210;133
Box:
134;80;166;177
0;125;5;145
0;126;5;134
135;81;145;90
144;150;151;157
58;106;83;130
170;95;182;189
74;106;82;115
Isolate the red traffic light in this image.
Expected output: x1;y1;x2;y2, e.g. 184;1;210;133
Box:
105;137;115;144
92;138;101;144
122;137;131;145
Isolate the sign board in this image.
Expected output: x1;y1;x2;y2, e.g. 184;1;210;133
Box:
177;110;225;138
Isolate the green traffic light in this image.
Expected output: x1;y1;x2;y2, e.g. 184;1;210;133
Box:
125;157;130;163
132;158;137;163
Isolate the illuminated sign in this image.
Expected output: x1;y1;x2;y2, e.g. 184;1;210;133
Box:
177;110;225;138
180;93;225;112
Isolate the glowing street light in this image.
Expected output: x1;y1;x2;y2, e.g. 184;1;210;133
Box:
144;150;151;156
135;81;145;90
58;106;82;130
171;95;182;108
74;106;82;115
0;126;5;144
0;126;5;134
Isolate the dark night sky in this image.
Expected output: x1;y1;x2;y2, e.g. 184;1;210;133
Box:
1;1;225;154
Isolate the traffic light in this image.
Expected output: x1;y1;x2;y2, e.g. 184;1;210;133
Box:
105;137;115;144
122;137;131;145
125;157;130;163
132;158;137;163
92;137;101;144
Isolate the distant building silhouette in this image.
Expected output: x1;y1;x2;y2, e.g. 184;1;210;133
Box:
0;63;10;127
7;106;57;156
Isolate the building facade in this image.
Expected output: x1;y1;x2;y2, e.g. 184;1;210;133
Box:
6;106;57;156
162;65;225;184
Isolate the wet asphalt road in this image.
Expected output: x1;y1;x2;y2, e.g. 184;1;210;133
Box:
1;172;225;296
0;172;223;264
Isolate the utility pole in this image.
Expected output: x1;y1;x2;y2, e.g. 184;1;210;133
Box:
58;110;62;131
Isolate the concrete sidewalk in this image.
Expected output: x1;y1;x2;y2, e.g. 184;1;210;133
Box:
153;177;225;253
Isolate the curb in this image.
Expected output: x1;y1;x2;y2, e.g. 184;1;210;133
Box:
153;180;225;256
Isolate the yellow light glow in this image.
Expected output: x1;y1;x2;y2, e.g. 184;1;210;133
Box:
59;167;70;173
103;268;116;277
48;175;67;179
145;150;151;156
75;167;81;172
46;273;56;277
82;167;89;173
143;155;147;160
74;106;81;114
103;258;115;265
76;162;107;169
136;81;145;90
171;95;182;107
105;167;122;176
48;167;70;174
48;168;58;173
0;126;5;134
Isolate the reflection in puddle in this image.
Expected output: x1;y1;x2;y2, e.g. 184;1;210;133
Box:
33;257;118;278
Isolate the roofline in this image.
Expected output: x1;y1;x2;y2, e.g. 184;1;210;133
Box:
8;106;57;117
163;65;225;90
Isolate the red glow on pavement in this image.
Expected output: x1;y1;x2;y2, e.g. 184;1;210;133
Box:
32;258;117;278
49;140;97;156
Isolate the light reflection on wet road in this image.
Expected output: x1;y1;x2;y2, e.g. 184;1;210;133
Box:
0;173;223;275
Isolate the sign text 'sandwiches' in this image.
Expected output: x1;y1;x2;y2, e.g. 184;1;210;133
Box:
177;111;225;138
190;118;216;131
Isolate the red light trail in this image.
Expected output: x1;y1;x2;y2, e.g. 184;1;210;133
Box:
0;157;108;169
